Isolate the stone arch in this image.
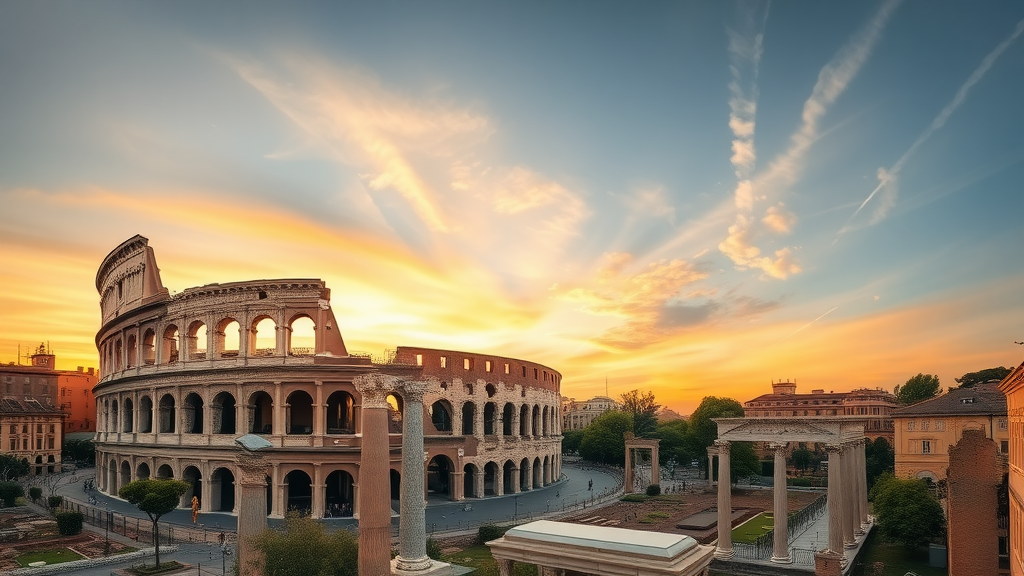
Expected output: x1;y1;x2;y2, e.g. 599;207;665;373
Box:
182;392;204;434
502;460;516;493
122;397;134;433
520;457;531;491
387;393;403;434
216;317;241;358
288;315;316;356
463;463;480;498
108;459;118;494
111;400;119;433
542;406;550;436
162;325;179;363
137;462;150;481
156;464;173;479
389;469;402;502
186;321;207;360
520;404;531;436
484;461;499;496
114;339;123;371
325;469;355;517
536;456;545;486
210;467;235;512
286;390;314;434
211;391;236;434
461;402;476;435
138;395;153;433
532;405;541;436
126;334;137;368
248;391;274;434
181;465;202;508
427;455;454;499
120;460;131;487
502;403;515;436
158;394;176;433
483;402;497;435
326;390;355;434
250;316;277;357
430;400;453;433
142;328;156;364
485;383;497;398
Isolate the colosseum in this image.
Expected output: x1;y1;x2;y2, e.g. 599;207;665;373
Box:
93;235;563;519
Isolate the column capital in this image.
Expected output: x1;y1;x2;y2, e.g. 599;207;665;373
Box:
825;443;843;454
768;442;787;453
353;373;402;408
714;439;731;450
235;451;270;486
397;380;428;403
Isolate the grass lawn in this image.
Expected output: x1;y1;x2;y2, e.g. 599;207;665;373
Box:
442;544;536;576
731;512;774;544
15;548;86;567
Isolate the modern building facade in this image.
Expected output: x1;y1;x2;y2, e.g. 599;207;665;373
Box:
92;235;562;519
892;381;1008;484
999;360;1024;576
0;346;65;475
743;381;898;442
561;395;619;431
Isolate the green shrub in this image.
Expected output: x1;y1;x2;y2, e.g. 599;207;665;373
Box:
621;494;646;502
645;484;661;496
426;537;442;560
56;511;84;535
48;495;64;509
28;487;42;502
788;477;811;487
477;525;510;544
0;481;24;506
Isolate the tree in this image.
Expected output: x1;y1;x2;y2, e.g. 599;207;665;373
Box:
864;437;895;489
62;438;95;466
955;366;1012;389
654;419;690;466
578;411;633;466
685;396;745;470
561;429;584;454
894;373;941;405
620;390;660;438
728;442;762;483
119;479;189;567
790;448;813;473
0;454;30;481
870;474;945;548
0;481;25;506
251;512;358;576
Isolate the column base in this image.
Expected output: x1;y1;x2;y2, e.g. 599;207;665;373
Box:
813;551;843;576
391;558;452;576
770;554;793;564
713;547;734;560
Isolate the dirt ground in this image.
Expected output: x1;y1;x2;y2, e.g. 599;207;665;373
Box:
0;507;135;571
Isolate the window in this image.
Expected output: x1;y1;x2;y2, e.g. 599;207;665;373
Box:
9;439;15;451
440;356;447;368
921;440;931;454
534;368;538;379
8;425;14;434
999;419;1008;430
48;438;54;449
1002;440;1010;454
907;421;916;431
416;354;423;366
36;424;42;434
935;420;945;431
464;358;471;370
36;438;42;450
505;363;510;374
921;420;929;431
485;360;492;372
49;424;54;433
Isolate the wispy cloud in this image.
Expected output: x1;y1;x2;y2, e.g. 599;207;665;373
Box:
838;17;1024;238
720;0;901;278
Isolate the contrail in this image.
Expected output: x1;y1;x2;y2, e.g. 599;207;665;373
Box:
838;17;1024;238
778;306;839;343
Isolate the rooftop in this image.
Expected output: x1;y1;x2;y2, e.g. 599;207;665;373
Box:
892;382;1006;417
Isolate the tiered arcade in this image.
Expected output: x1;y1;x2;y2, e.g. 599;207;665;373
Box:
93;236;562;519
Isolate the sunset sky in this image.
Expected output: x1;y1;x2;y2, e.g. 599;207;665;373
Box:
1;1;1022;415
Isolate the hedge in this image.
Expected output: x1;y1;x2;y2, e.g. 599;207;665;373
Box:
477;525;510;544
56;511;84;535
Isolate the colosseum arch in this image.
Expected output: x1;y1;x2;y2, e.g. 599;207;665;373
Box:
427;455;454;499
156;464;173;479
461;402;476;435
138;395;153;433
325;469;356;517
182;392;204;434
158;394;176;433
137;462;150;481
210;467;236;512
120;460;131;487
186;321;207;361
211;392;236;434
464;463;480;498
520;457;532;491
216;317;241;358
532;405;541;435
181;465;202;507
250;316;277;357
142;329;156;365
122;398;134;433
502;460;516;493
542;406;550;436
162;325;179;363
483;402;497;435
126;334;137;368
326;391;355;434
430;400;453;433
286;390;314;435
502;403;515;436
248;391;273;434
288;315;316;356
520;404;531;436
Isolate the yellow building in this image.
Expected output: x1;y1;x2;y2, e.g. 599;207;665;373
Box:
561;395;619;431
999;360;1024;576
892;381;1008;484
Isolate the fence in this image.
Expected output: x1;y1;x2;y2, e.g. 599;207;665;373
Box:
58;500;236;547
731;492;829;561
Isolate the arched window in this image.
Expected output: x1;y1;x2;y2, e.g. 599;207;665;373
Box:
249;391;274;434
251;317;277;357
126;334;137;368
158;394;176;433
162;325;179;363
483;403;496;435
462;402;476;435
217;318;240;357
142;329;156;365
138;396;153;433
326;391;355;434
502;403;515;436
431;400;453;433
212;392;236;434
187;321;207;360
286;391;314;435
122;398;134;433
183;392;204;434
288;316;316;356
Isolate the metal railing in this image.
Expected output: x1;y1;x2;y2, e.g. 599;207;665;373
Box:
58;500;236;547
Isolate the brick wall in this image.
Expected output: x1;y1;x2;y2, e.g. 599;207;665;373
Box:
947;428;1000;576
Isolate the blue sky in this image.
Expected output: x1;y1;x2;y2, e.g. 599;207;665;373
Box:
1;1;1022;413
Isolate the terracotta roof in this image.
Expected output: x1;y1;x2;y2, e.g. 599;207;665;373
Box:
0;397;61;414
892;383;1006;417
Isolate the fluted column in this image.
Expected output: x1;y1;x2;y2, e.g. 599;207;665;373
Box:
842;444;856;548
770;442;791;563
235;448;271;576
714;440;733;560
355;373;398;576
395;381;431;572
858;439;870;529
825;444;845;560
624;447;634;494
706;446;716;486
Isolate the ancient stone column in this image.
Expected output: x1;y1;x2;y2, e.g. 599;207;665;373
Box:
770;442;791;563
841;444;856;548
234;436;272;576
624;446;634;494
714;440;733;560
706;446;716;487
858;439;870;529
395;381;431;572
355;373;397;576
825;444;845;561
